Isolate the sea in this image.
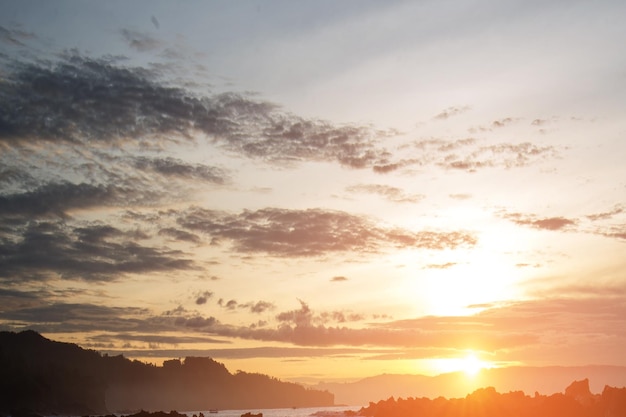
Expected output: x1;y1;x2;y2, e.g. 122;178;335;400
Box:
179;406;359;417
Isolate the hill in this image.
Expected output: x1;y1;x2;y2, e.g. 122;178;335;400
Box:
358;378;626;417
0;330;333;415
314;366;626;406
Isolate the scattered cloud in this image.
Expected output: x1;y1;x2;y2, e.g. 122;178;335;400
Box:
410;139;556;172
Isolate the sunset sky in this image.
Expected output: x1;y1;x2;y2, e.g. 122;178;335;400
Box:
1;0;625;383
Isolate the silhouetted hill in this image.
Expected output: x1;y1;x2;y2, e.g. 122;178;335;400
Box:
358;379;626;417
315;365;626;405
0;331;333;415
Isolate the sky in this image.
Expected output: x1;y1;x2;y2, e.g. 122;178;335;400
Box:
0;0;625;383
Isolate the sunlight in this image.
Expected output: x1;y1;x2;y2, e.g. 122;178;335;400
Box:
460;352;483;376
428;352;493;377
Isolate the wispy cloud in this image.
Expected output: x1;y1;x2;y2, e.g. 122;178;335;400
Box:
433;106;470;120
120;29;162;52
346;184;424;203
410;138;557;172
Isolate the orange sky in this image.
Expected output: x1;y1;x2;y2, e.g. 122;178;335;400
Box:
0;0;625;383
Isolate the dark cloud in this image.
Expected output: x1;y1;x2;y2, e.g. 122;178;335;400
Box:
132;157;230;184
0;53;397;172
0;221;194;283
158;227;201;244
0;303;151;333
120;29;161;52
239;301;275;314
177;315;218;328
346;184;424;204
195;290;213;305
176;207;476;257
0;182;118;219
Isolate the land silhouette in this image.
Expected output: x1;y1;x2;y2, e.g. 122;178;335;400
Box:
313;365;626;406
2;330;626;417
0;331;333;415
358;378;626;417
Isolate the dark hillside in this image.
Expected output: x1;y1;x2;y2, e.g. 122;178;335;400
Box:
0;331;334;415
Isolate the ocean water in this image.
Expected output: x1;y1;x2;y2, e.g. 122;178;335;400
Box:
182;406;359;417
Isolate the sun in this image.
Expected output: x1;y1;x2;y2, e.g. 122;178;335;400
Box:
460;352;484;377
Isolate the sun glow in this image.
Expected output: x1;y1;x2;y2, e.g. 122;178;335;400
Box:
430;352;493;377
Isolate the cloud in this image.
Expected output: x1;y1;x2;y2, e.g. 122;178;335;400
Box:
3;295;624;367
410;139;557;172
176;207;477;257
0;182;130;220
346;184;424;204
424;262;457;269
433;106;470;120
502;212;577;231
195;290;213;305
0;25;34;46
0;220;195;283
331;276;348;282
121;29;161;52
585;205;623;221
241;301;275;314
468;117;519;133
132;157;230;184
0;53;397;172
449;193;472;200
158;227;201;244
